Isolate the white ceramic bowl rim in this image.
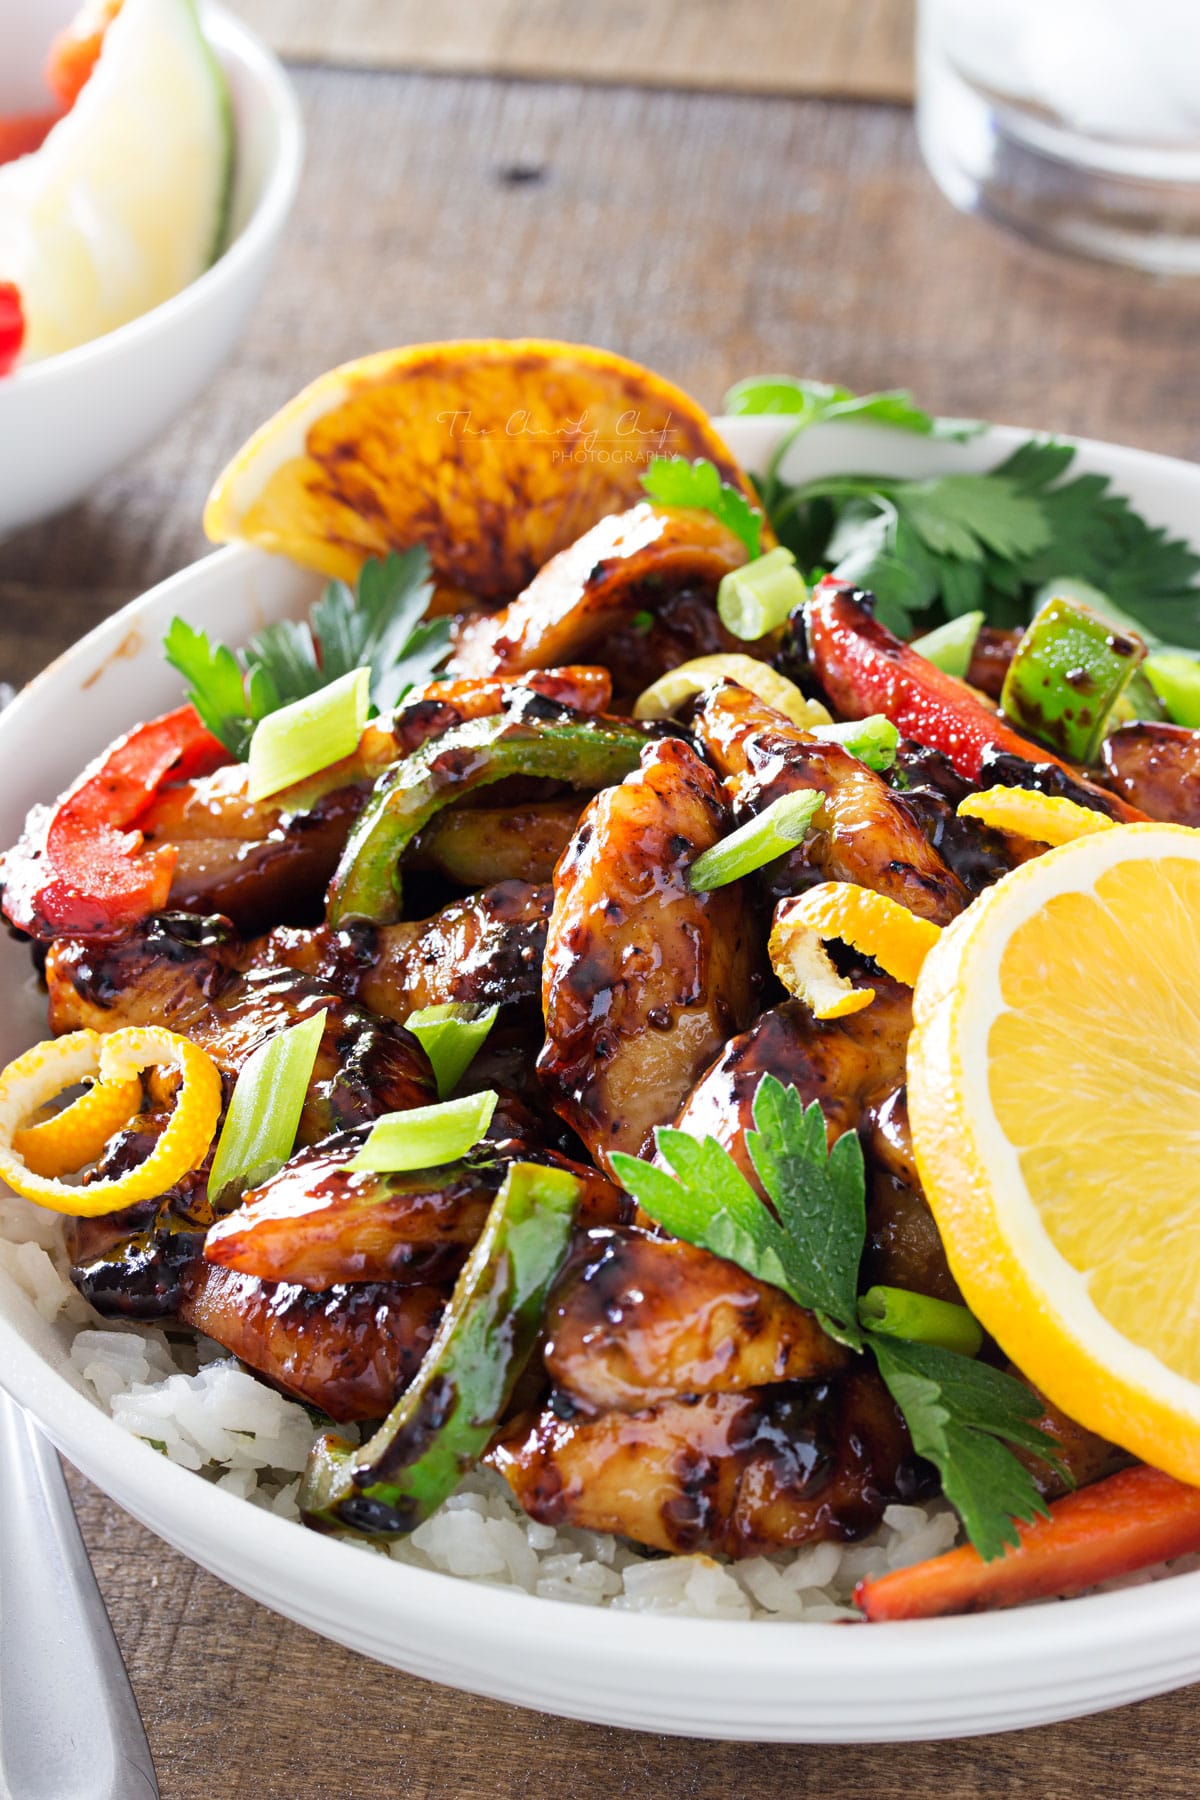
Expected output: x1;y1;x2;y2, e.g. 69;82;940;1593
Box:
1;2;302;395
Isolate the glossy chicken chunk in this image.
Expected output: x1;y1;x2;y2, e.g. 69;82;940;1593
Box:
539;737;759;1171
179;1263;445;1423
451;504;747;677
544;1227;847;1412
261;880;552;1025
1102;721;1200;825
45;913;434;1140
492;1369;924;1557
204;1139;623;1290
693;681;969;924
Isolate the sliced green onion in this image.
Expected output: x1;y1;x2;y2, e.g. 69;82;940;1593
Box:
1144;654;1200;728
858;1285;983;1357
688;789;822;893
404;1003;499;1100
811;714;900;772
717;548;808;641
247;666;371;802
207;1009;327;1205
909;611;984;680
348;1091;498;1174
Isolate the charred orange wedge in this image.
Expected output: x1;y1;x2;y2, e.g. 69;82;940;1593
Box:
204;339;760;599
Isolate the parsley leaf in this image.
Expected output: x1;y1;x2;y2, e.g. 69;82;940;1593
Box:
723;375;980;443
641;456;763;561
870;1338;1056;1560
761;400;1200;643
163;549;451;760
611;1073;1063;1560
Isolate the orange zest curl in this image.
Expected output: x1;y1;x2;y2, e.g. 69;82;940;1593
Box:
0;1027;222;1216
957;787;1117;847
769;882;942;1021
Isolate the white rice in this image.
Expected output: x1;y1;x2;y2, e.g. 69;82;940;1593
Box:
6;1192;1193;1620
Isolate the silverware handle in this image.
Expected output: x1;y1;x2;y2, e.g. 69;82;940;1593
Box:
0;1387;158;1800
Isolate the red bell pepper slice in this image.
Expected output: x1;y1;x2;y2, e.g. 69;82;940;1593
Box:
806;577;1144;821
1;704;228;939
855;1463;1200;1619
0;284;24;378
0;113;64;167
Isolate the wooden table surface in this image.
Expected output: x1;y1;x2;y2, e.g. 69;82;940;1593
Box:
3;64;1200;1799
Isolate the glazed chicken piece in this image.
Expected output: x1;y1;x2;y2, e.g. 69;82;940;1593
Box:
692;682;969;925
261;880;552;1024
136;668;611;933
1102;721;1200;825
450;504;747;677
544;1227;848;1413
887;742;1021;896
179;1264;446;1423
538;736;760;1172
673;988;957;1303
203;1138;624;1290
407;800;584;887
45;913;434;1140
491;1368;925;1557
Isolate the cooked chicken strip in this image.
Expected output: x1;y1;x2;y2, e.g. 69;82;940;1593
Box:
45;913;434;1140
261;880;552;1024
692;681;969;924
544;1227;847;1412
204;1139;623;1290
1102;721;1200;825
451;504;746;677
538;737;760;1171
491;1369;923;1557
178;1263;445;1423
408;799;584;887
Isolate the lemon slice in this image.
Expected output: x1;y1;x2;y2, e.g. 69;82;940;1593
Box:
908;823;1200;1482
0;0;232;363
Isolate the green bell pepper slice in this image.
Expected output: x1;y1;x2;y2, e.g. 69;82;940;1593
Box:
327;713;649;925
1000;595;1146;764
299;1160;580;1536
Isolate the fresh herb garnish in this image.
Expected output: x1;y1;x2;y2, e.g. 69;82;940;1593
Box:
611;1073;1063;1560
164;548;451;760
640;455;763;560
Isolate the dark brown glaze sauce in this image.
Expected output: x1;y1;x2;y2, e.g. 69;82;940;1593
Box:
44;913;435;1141
538;736;761;1171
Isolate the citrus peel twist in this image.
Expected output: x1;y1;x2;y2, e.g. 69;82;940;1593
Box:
770;882;942;1021
957;787;1117;847
0;1027;223;1215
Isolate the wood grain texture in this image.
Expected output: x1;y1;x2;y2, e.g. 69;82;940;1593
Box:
4;65;1200;1795
229;0;916;102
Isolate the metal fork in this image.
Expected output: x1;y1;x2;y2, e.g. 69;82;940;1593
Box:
0;1388;159;1799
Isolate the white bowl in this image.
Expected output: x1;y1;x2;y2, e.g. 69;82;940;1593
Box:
2;416;1199;1742
0;1;302;538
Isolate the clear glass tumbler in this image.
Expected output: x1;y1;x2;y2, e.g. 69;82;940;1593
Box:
916;0;1200;274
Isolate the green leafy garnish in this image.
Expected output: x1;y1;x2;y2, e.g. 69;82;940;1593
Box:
751;393;1200;643
163;549;451;760
723;375;980;442
641;456;763;560
611;1073;1062;1559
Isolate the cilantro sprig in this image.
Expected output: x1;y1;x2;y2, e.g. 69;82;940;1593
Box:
725;374;1200;644
640;456;763;561
611;1074;1063;1561
164;548;451;760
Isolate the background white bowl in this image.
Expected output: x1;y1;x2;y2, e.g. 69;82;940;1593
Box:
2;416;1199;1741
0;1;302;539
